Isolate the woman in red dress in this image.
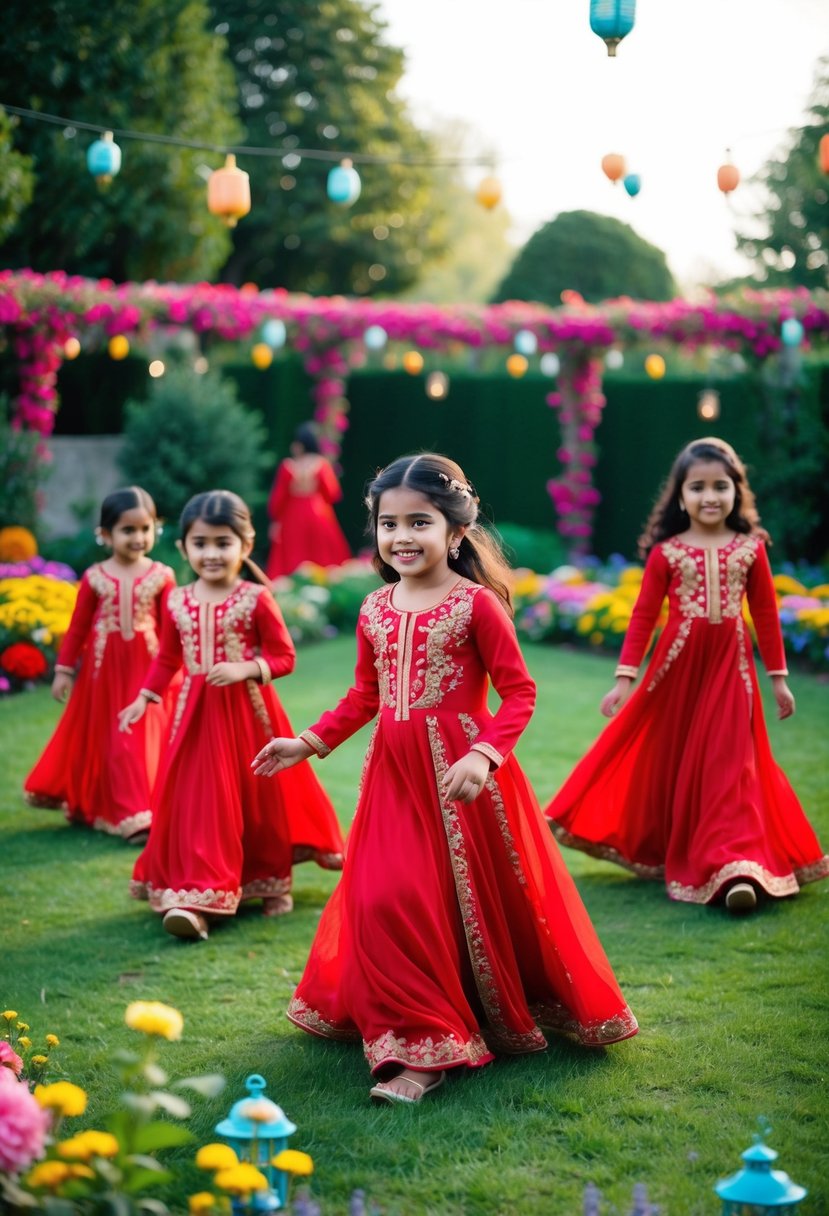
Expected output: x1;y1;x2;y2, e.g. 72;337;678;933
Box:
253;454;637;1104
119;490;344;942
266;423;352;578
25;487;174;843
546;438;829;912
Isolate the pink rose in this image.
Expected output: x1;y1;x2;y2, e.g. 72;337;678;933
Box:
0;1041;23;1076
0;1070;50;1173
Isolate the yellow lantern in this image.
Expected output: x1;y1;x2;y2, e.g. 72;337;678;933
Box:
63;337;81;360
402;351;424;375
475;175;502;210
251;343;273;370
506;354;528;378
108;335;130;360
208;154;251;228
644;353;666;379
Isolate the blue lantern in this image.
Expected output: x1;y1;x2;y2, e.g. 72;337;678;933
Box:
514;329;538;357
327;159;361;206
215;1074;297;1210
623;173;641;197
590;0;636;56
540;352;560;377
262;319;287;350
87;131;122;185
715;1132;806;1214
363;325;388;351
780;317;804;348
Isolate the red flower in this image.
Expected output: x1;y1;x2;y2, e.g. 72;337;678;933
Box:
0;642;48;680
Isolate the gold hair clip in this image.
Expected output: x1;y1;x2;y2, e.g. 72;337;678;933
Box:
438;472;475;497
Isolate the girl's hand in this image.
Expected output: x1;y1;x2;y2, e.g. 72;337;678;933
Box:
771;675;795;720
252;736;313;777
51;672;73;703
206;661;251;687
600;677;634;718
442;750;491;804
118;696;148;734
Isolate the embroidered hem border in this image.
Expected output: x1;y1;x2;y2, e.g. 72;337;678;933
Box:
549;823;665;879
131;875;291;914
23;791;68;811
291;845;344;871
92;811;151;839
667;855;829;904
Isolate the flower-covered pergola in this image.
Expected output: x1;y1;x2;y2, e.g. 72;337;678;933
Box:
2;269;828;555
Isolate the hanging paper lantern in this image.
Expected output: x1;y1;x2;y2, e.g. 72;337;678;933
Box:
601;153;626;184
781;317;804;348
402;350;424;375
475;175;502;210
87;131;122;185
207;154;251;227
623;173;641;197
363;325;388;351
540;353;560;377
261;319;287;349
605;348;624;370
108;335;130;361
506;354;528;378
327;159;361;206
251;343;273;370
514;329;538;357
63;337;81;360
644;353;666;379
425;372;449;400
717;161;740;195
590;0;636;56
697;389;720;421
819;134;829;175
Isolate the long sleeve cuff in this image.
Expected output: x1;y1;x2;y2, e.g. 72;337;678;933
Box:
767;668;789;677
614;665;639;679
471;741;505;769
300;729;331;758
254;656;272;685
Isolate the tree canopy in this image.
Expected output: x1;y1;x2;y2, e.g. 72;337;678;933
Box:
492;210;676;306
0;111;34;246
0;0;241;282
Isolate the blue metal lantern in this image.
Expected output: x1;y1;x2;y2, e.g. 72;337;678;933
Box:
514;329;538;357
590;0;637;56
327;159;361;206
780;317;804;348
262;319;287;350
623;172;641;197
87;131;122;185
363;324;388;351
215;1074;297;1210
715;1133;806;1214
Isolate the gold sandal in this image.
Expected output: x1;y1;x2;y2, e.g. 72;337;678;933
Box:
369;1071;446;1105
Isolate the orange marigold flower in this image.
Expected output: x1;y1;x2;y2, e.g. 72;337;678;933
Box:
34;1081;88;1117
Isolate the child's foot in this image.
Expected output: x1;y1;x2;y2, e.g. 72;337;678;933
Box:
262;893;294;917
162;908;209;940
725;882;757;913
369;1069;445;1104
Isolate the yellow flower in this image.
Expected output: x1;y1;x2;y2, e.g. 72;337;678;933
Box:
272;1149;314;1176
589;631;605;646
2;1010;18;1021
18;1036;32;1049
124;1001;183;1041
35;1081;88;1117
196;1144;240;1171
58;1130;119;1160
30;1054;48;1066
773;573;807;596
16;1022;30;1032
214;1164;269;1196
0;526;38;562
189;1193;218;1213
46;1034;60;1047
27;1161;73;1189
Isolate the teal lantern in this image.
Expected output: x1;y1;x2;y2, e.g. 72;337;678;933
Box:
327;159;361;206
215;1074;297;1210
262;319;287;349
590;0;637;56
623;173;641;197
87;131;122;185
363;324;388;351
715;1132;807;1214
514;329;538;357
780;317;804;348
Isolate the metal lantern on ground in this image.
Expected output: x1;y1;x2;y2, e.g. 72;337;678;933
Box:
208;155;251;227
602;153;626;184
87;131;122;185
327;159;361;206
215;1074;297;1210
590;0;636;56
714;1133;806;1213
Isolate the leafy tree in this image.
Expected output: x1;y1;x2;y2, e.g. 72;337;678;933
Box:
734;57;829;289
0;111;34;245
0;0;242;282
492;210;676;305
210;0;449;294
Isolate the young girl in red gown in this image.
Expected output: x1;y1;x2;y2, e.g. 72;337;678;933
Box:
546;437;829;912
119;490;344;942
25;487;174;843
253;453;638;1104
265;423;352;578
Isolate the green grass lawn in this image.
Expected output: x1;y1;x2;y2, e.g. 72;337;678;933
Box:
2;639;828;1215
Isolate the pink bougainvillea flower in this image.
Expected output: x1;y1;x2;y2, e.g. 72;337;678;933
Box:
0;1069;51;1173
0;1041;24;1076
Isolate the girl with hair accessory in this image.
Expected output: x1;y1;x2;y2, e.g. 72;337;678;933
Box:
266;422;352;578
546;437;829;913
252;453;637;1104
24;486;174;844
119;490;344;942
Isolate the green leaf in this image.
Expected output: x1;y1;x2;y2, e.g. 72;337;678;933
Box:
174;1073;226;1098
120;1166;174;1195
143;1062;168;1086
132;1121;195;1153
148;1090;191;1118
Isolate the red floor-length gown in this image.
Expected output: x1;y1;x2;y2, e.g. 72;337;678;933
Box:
266;456;352;578
547;535;829;904
131;581;344;917
24;562;176;839
287;579;638;1077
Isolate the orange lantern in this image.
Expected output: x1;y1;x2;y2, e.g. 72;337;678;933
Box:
207;154;251;227
63;337;81;360
506;354;528;378
402;351;424;375
251;343;273;370
108;335;130;361
644;353;666;379
475;175;502;210
717;161;740;195
819;133;829;175
601;153;626;184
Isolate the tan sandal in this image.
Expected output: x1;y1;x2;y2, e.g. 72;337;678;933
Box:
725;882;757;912
369;1071;446;1105
162;908;209;940
262;893;294;917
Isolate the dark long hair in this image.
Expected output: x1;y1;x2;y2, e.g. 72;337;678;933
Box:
179;490;271;588
638;437;767;559
292;422;321;455
365;453;514;614
99;486;158;531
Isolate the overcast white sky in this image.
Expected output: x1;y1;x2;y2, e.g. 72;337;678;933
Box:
374;0;828;289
